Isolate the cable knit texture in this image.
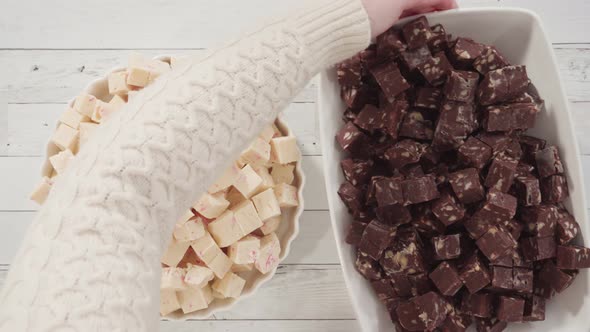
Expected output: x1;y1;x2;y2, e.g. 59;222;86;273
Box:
0;1;370;331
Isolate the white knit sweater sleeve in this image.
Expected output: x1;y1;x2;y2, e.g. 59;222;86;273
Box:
0;1;370;331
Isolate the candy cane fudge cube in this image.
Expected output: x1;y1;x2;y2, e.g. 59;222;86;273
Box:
177;287;210;313
259;125;276;142
193;192;229;219
271;164;295;185
49;149;74;174
73;94;97;118
207;253;233;279
259;216;281;235
212;272;246;299
191;232;232;278
255;232;281;274
270;136;300;164
173;216;206;242
253;166;275;194
274;183;299;208
208;210;244;248
229;235;260;264
184;265;214;289
127;67;151;87
226;187;247;208
127;53;171;86
234;165;263;198
78;122;99;148
233;200;263;236
160;289;181;316
91;100;116;123
108;71;131;95
203;284;214;304
251;188;281;221
240;137;271;166
52;123;79;152
162;237;191;267
208;163;241;194
161;267;187;290
30;176;52;204
231;263;254;273
59;107;89;129
109;94;127;108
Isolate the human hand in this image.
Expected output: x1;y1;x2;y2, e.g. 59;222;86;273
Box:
362;0;458;38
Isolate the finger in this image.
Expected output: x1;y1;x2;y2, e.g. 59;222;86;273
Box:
405;0;458;12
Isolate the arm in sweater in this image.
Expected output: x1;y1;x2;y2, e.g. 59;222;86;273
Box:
0;0;370;331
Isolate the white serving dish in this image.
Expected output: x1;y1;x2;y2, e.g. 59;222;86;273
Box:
318;8;589;332
38;55;306;320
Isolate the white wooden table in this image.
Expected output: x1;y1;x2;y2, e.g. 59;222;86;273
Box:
0;0;589;331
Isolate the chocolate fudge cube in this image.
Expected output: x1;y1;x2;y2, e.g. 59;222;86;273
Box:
341;84;373;110
428;24;449;53
490;253;513;268
520;236;556;261
390;273;413;297
376;204;412;226
432;190;465;226
359;220;397;260
540;175;569;204
429;262;462;296
409;273;435;296
432;234;461;260
337;55;362;87
338;182;363;214
417;51;453;86
463;209;495;239
340;158;373;187
399;111;434;140
474;318;508;332
396;300;427;331
374;176;404;207
414;87;442;110
433;101;477;151
497;296;525;322
476;226;517;261
376;28;407;59
355;251;382;280
444;70;480;103
523;296;546;322
401;176;440;205
458;137;492;169
520;135;546;165
381;230;426;275
401;45;433;71
483;105;512;132
484;156;518;193
503;139;523;160
502;219;524;241
371;62;410;102
449;37;485;67
441;309;472;332
512;267;533;293
371;278;397;302
477;132;511;157
466;292;494;318
556;245;590;269
411;210;445;237
520;205;558;237
336;122;369;156
413;292;450;330
384;139;425;169
383;100;408;138
514;176;541;206
400;163;425;178
511;103;539;130
449;168;485;204
353;104;387;133
481;189;517;222
490;266;513;291
477;65;529;105
460;254;491;293
556;209;581;245
402;16;432;49
345;221;368;247
539;260;577;294
535;145;564;178
473;46;509;74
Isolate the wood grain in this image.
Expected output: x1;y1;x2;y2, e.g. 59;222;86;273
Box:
159;320;358;332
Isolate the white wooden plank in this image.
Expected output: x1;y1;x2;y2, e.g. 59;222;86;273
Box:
556;46;590;103
0;210;339;265
0;265;356;320
1;0;588;49
159;320;358;332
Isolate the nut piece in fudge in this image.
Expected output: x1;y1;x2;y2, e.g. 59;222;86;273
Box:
556;245;590;269
523;296;546;322
431;190;465;226
371;61;410;102
473;46;509;74
520;205;558;238
336;122;369;156
359;220;397;260
414;87;442;110
476;226;517;261
484;156;518;193
540;175;569;204
514;176;542;207
497;296;525;322
449;37;485;67
444;70;480;103
380;229;426;275
429;261;463;296
477;65;530;105
417;51;453;86
212;272;246;299
402;16;432;49
535;145;564;178
384;139;425;169
458;136;492;169
401;175;440;205
556;209;581;245
460;253;491;293
427;24;449;53
432;234;461;260
520;236;556;261
355;251;382;280
449;168;485;204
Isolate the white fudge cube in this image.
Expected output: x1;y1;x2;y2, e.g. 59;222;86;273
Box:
52;123;79;152
193;192;229;219
184;265;214;289
91;100;117;123
255;233;281;274
259;216;281;236
191;232;222;264
208;252;233;279
251;188;281;221
233;200;263;236
240;138;270;166
211;272;246;299
59;107;88;129
176;209;195;224
208;210;243;248
208;163;240;194
161;267;186;290
127;53;171;86
271;164;295;185
127;67;150;87
234;165;262;198
177;287;209;313
161;238;191;267
228;235;260;264
78;122;99;149
259;125;276;142
231;263;254;273
270;136;300;164
253;166;274;194
202;284;214;304
73;94;97;118
108;71;131;95
274;183;299;208
109;94;127;109
160;289;181;316
173;216;206;242
49;149;75;175
30;177;52;205
226;187;246;208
